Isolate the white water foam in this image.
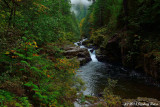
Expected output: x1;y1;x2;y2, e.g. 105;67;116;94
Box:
88;49;98;62
74;38;98;62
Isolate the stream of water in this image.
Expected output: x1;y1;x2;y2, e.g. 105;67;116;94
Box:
74;39;160;105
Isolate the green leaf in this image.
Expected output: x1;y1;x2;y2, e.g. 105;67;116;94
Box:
21;60;30;67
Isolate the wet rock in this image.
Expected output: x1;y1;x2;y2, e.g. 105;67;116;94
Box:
82;40;90;45
95;34;121;63
87;44;95;48
81;40;96;49
96;55;107;62
104;34;121;62
77;42;81;46
144;52;160;80
90;49;94;53
95;49;107;62
63;46;91;65
78;57;91;66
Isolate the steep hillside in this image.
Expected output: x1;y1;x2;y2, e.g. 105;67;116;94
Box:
81;0;160;80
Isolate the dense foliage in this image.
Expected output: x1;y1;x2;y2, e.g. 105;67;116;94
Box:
0;0;82;106
81;0;160;79
1;0;160;106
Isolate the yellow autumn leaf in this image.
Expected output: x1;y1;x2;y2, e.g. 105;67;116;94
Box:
1;14;5;18
5;51;10;54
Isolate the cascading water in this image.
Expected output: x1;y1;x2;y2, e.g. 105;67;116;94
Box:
74;38;98;62
88;49;98;62
74;39;160;107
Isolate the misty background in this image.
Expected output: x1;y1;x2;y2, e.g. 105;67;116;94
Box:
71;0;93;21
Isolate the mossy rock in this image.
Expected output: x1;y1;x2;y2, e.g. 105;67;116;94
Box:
82;40;91;45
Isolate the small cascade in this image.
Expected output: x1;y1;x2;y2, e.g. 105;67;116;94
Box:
88;49;98;62
80;45;85;48
74;38;98;62
74;38;88;46
74;42;78;46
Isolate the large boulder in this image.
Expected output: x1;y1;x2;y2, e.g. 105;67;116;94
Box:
63;46;91;65
95;49;108;62
96;34;121;63
104;34;121;62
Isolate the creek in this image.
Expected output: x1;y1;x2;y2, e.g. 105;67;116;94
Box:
74;39;160;101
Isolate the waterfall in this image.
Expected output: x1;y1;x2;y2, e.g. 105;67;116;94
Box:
88;49;98;62
74;39;98;62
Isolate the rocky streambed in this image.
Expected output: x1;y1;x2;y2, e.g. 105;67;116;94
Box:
63;45;91;66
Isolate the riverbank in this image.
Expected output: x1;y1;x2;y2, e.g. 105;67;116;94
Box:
72;39;160;107
82;35;160;82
